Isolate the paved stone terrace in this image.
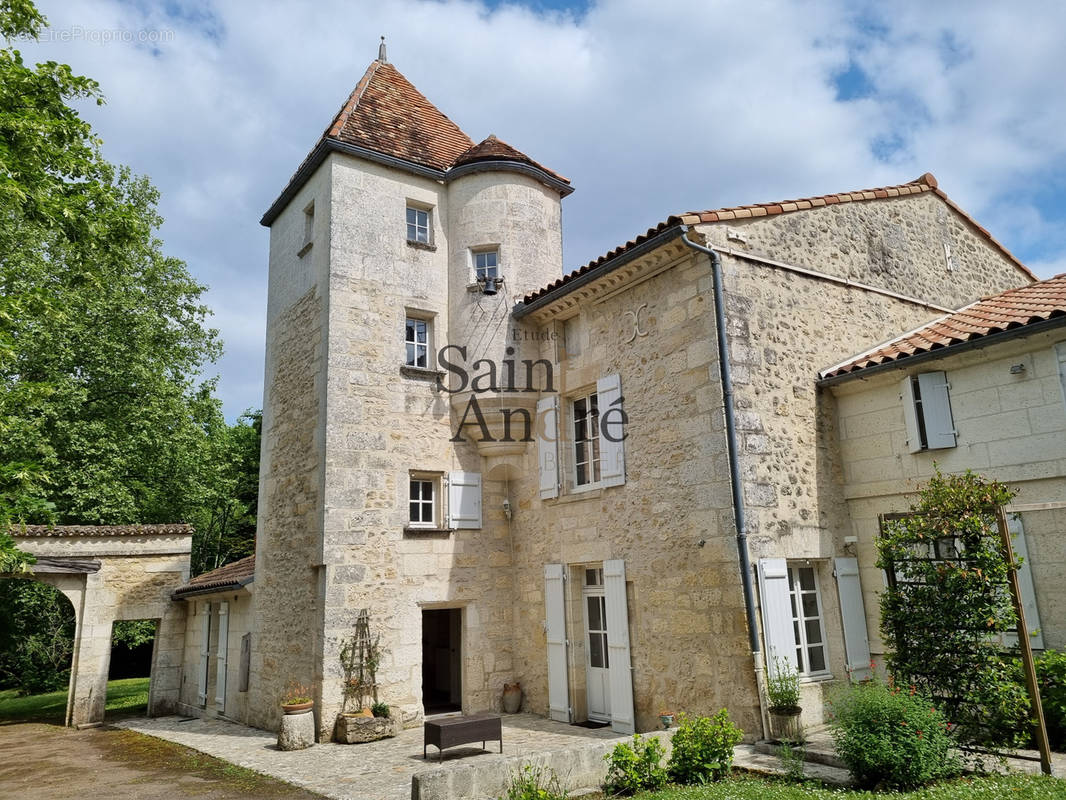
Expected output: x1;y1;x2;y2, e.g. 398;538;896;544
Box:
116;714;625;800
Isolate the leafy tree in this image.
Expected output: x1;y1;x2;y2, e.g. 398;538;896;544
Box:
0;578;75;693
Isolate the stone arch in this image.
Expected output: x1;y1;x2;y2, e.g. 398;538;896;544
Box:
7;525;192;728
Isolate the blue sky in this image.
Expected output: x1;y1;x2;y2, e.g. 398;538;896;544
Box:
19;0;1066;420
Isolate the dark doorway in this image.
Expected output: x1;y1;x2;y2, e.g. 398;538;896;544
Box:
422;608;461;714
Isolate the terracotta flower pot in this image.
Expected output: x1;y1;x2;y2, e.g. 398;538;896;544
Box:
282;701;313;715
502;682;523;713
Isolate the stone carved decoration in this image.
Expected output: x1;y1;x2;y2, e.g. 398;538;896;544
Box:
621;303;650;344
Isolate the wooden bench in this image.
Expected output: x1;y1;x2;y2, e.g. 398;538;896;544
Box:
423;713;502;761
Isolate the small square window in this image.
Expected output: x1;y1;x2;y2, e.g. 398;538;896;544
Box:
409;477;436;526
572;391;601;488
474;249;499;281
406;206;430;244
405;317;430;368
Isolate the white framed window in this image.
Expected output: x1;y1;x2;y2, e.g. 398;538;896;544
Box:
788;563;829;676
405;316;430;368
409;475;437;527
473;249;499;281
901;371;956;453
572;390;601;488
406;205;431;244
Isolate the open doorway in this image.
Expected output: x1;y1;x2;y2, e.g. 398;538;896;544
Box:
107;619;157;718
422;608;461;714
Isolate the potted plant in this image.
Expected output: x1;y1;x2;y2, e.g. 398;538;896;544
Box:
281;681;314;714
766;656;803;743
658;710;675;729
334;610;401;743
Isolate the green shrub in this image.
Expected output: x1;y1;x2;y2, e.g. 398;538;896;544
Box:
370;701;389;718
666;709;743;785
828;677;959;790
1035;649;1066;751
501;764;566;800
603;734;668;795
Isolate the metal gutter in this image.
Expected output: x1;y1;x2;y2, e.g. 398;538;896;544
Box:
678;225;769;741
447;159;574;197
512;226;684;318
817;314;1066;387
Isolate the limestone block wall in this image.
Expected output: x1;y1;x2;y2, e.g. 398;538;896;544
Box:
509;254;762;735
249;157;332;732
831;329;1066;654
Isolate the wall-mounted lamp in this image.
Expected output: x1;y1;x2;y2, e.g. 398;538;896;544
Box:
1009;363;1026;375
502;498;512;520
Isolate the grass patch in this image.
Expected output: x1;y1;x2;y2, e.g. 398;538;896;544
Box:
0;676;150;722
638;773;1066;799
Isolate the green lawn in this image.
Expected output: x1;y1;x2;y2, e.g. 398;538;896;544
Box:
0;676;150;722
637;774;1066;800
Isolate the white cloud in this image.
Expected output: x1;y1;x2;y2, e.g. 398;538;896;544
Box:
20;0;1066;418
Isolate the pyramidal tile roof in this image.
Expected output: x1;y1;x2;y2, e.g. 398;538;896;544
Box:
261;59;569;225
821;273;1066;380
520;173;1036;307
324;60;474;172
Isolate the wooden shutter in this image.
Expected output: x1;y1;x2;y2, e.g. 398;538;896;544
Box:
1056;342;1066;411
448;471;482;529
834;558;872;681
758;558;799;677
597;374;626;488
197;602;211;706
538;396;560;499
544;564;570;722
604;559;635;734
900;376;923;454
917;371;956;449
1004;513;1044;650
215;602;229;708
238;633;251;692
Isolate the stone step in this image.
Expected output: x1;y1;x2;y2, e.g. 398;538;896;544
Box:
753;738;847;770
737;744;853;786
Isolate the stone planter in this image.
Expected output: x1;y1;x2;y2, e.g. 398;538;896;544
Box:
334;709;402;744
278;708;315;750
768;706;804;743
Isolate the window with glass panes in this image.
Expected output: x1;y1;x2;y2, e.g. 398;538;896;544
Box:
406;206;430;243
474;250;498;280
409;479;434;526
788;564;828;675
584;569;608;669
572;392;601;487
405;317;428;368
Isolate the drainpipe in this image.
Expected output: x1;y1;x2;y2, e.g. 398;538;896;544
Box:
679;225;769;740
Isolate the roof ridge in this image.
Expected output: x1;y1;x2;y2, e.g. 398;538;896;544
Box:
325;60;381;140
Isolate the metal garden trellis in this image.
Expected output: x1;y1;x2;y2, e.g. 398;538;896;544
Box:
879;506;1052;775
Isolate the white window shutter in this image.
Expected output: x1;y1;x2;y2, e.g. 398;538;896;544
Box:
448;471;482;529
215;602;229;708
917;371;956;449
834;558;872;681
1003;513;1044;650
758;558;799;677
900;376;922;454
544;564;570;722
197;602;211;707
603;559;635;734
597;374;626;488
537;396;560;499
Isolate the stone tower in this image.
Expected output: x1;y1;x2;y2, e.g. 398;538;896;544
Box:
250;51;572;736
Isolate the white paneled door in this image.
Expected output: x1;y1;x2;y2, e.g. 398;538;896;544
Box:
582;568;610;722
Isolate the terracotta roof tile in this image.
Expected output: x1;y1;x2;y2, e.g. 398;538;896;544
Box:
452;135;569;184
173;555;255;597
10;524;193;537
821;273;1066;379
520;173;1037;307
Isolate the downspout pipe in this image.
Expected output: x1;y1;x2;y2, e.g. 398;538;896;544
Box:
679;225;769;740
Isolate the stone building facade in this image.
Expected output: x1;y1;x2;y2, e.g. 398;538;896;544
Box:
172;52;1044;741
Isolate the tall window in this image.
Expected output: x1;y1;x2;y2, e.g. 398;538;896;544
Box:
409;478;435;526
474;249;498;280
788;564;827;675
406;206;430;243
573;391;601;487
405;317;429;368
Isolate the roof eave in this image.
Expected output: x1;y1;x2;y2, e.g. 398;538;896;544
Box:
446;159;573;197
817;314;1066;387
172;575;254;600
260;139;449;227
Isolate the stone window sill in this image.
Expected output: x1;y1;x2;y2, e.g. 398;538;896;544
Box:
406;240;436;252
545;487;604;505
400;365;444;382
403;527;454;538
